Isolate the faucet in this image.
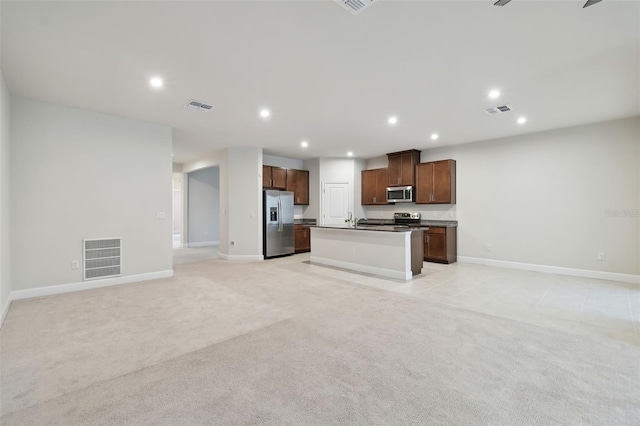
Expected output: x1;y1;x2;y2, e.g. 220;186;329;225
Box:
345;212;361;227
345;212;353;227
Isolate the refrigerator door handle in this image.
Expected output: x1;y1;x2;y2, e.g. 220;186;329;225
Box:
278;198;283;231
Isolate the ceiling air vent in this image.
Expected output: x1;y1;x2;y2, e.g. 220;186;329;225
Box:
335;0;376;15
185;100;214;112
485;105;513;115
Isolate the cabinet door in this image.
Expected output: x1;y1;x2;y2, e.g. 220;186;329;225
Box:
294;228;306;253
361;170;377;205
374;169;389;204
415;163;434;204
303;227;311;251
432;160;455;204
286;169;309;205
296;170;309;205
425;232;447;261
294;226;311;252
263;165;272;188
387;154;402;186
271;167;287;189
399;151;415;186
286;169;298;198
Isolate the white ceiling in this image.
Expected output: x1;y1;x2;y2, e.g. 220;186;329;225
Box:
2;1;638;163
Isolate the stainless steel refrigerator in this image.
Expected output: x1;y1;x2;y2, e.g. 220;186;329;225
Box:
263;190;295;259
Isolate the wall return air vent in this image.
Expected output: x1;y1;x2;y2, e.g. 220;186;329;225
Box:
185;100;214;112
485;105;513;115
83;238;122;280
335;0;376;15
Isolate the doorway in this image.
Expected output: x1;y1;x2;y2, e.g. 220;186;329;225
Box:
173;166;220;265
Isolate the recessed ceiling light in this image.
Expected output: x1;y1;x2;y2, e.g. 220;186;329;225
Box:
488;89;501;99
347;151;353;157
149;77;163;88
388;116;398;125
517;116;527;124
259;108;271;119
300;140;308;148
430;133;439;141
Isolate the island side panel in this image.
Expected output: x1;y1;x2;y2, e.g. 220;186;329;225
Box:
309;228;412;280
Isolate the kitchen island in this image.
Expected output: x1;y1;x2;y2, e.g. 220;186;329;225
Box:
309;225;424;280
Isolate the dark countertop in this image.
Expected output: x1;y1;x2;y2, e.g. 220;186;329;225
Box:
358;219;457;228
294;219;317;225
420;220;457;228
310;224;423;233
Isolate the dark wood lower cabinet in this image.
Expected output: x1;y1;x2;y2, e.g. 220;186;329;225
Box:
424;227;457;264
294;225;311;253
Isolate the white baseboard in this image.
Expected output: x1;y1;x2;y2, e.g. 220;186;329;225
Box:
9;270;175;302
187;240;219;248
310;256;411;281
458;256;640;284
218;253;264;261
0;298;11;328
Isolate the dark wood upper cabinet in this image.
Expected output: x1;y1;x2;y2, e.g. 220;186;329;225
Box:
263;165;287;189
362;168;389;205
415;159;456;204
387;150;421;187
286;169;309;205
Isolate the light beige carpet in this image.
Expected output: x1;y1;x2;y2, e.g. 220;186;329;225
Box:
1;257;638;424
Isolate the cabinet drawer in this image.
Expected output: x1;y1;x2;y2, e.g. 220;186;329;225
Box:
426;227;446;234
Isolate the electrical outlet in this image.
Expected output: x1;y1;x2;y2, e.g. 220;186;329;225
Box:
448;211;453;218
71;260;79;269
485;244;492;252
156;211;166;220
598;252;605;261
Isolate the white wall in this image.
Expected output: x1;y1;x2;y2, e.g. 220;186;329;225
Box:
364;117;640;276
10;98;173;291
227;147;263;259
0;71;11;319
187;167;219;246
263;154;303;170
304;158;320;221
172;173;182;235
366;156;388;170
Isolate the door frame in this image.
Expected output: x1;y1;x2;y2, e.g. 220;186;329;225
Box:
321;181;352;225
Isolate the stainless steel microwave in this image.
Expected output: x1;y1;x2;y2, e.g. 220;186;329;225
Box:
387;186;414;203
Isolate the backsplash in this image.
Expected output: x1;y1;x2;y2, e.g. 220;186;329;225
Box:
293;205;305;219
363;204;457;221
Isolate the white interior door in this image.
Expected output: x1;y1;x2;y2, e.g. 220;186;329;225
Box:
322;183;350;225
